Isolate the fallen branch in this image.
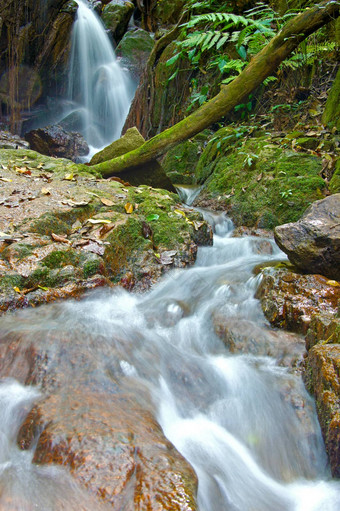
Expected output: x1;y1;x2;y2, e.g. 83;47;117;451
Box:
91;0;340;177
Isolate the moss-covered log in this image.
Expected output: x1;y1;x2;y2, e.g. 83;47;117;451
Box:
92;0;340;178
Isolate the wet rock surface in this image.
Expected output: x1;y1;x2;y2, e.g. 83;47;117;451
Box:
304;344;340;478
274;194;340;281
0;131;30;150
256;264;340;476
213;315;305;370
0;149;211;314
25;125;89;161
0;312;198;510
256;266;340;335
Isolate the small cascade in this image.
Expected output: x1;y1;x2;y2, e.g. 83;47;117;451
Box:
66;0;135;152
0;211;340;509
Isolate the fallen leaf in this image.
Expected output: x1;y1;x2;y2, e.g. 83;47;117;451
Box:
61;199;89;207
13;286;22;294
174;209;186;217
51;232;70;244
87;218;112;225
125;202;134;214
15;167;31;175
85;191;101;198
146;214;159;222
99;223;115;237
193;220;204;231
0;177;12;182
101;197;114;206
64;172;74;181
81;241;105;256
326;280;340;287
256;173;263;181
37;163;45;169
41;187;51;195
160;250;177;265
142;222;153;239
305;130;319;136
38;285;49;291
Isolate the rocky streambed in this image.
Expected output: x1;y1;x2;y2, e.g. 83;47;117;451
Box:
0;146;339;508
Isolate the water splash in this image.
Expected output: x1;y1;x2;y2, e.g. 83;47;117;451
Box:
67;0;135;152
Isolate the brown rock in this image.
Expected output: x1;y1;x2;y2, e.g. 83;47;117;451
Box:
0;326;198;510
25;125;89;161
274;194;340;280
304;344;340;477
256;267;340;334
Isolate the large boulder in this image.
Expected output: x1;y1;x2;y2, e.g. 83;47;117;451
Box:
0;313;198;509
101;0;134;43
25;125;89;161
0;148;211;314
90;127;176;192
256;266;340;334
274;194;340;280
116;28;154;79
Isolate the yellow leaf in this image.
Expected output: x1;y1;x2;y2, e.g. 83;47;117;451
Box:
13;286;22;294
64;172;74;180
326;280;340;287
87;218;112;225
0;177;12;182
174;209;186;217
124;202;134;214
41;187;51;195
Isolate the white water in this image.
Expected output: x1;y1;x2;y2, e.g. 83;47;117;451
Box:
0;212;340;509
66;0;135;154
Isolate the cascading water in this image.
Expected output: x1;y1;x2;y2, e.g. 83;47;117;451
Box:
0;211;340;509
66;0;135;152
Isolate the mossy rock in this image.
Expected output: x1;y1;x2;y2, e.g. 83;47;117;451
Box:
322;67;340;130
101;1;134;42
162;136;207;185
90;127;145;165
329;158;340;193
196;132;326;228
116;28;154;77
154;0;186;25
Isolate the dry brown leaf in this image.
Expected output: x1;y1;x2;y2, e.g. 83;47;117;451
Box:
101;197;114;207
99;223;115;237
51;232;70;244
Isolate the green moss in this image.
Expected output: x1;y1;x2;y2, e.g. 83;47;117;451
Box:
199;134;326;227
162;138;204;184
83;257;103;279
128;188;186;247
104;217;151;279
322;67;340;130
31;213;70;236
0;273;24;290
41;249;81;269
329;159;340;193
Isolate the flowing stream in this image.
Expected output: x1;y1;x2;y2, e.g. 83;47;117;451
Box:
0;210;340;509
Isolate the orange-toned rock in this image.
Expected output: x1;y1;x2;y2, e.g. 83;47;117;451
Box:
256;267;340;334
0;322;198;510
304;344;340;477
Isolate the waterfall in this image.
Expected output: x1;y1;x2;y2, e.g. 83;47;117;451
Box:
67;0;135;151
